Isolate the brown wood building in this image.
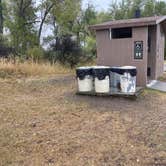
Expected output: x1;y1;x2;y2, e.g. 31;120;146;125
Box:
90;16;166;86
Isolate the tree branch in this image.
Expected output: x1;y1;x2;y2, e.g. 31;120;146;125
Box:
38;2;55;44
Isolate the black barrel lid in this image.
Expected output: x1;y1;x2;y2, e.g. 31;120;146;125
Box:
92;66;111;80
110;66;137;77
76;66;92;80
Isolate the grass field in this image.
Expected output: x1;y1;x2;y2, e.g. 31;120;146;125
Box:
0;59;73;79
0;62;166;166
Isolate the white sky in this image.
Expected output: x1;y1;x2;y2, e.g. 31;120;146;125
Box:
82;0;111;11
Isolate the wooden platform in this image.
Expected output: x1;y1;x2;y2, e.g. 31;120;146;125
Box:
76;87;144;99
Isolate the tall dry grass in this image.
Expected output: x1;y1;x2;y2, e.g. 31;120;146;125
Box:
0;59;73;78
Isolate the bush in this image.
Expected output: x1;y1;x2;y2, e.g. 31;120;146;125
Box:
84;36;96;58
44;51;58;65
0;34;13;58
50;35;83;68
27;46;44;63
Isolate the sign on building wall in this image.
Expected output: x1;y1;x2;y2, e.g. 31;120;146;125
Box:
134;41;143;59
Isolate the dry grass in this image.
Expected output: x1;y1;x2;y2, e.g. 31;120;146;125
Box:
0;72;166;165
158;73;166;82
0;59;73;79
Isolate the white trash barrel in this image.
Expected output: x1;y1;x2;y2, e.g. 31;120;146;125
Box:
120;66;137;93
76;67;93;92
92;66;110;93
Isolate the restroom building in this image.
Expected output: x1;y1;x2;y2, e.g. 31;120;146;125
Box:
90;16;166;86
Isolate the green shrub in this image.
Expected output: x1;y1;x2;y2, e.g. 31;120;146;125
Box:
50;35;83;68
27;47;44;62
84;36;96;58
44;51;58;65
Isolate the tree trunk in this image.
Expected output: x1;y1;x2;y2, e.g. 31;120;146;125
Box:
0;0;3;34
38;3;54;45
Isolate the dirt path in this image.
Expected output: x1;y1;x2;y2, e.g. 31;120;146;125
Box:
0;75;166;166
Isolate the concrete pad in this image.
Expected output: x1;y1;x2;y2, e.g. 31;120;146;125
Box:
147;80;166;92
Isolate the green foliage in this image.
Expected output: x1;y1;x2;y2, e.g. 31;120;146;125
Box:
142;0;156;16
155;1;166;15
97;12;112;23
44;50;58;65
27;47;44;62
0;34;9;46
43;1;97;65
1;0;166;62
50;35;83;68
108;0;166;20
51;0;82;35
0;0;3;34
84;36;96;57
83;4;97;26
5;0;38;56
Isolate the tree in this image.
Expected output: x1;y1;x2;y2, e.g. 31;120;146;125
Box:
51;0;81;35
41;0;82;46
97;12;112;23
45;0;84;65
142;0;156;17
5;0;38;55
51;35;83;68
80;4;97;57
0;0;3;34
37;0;55;45
108;0;166;20
108;0;145;20
155;1;166;16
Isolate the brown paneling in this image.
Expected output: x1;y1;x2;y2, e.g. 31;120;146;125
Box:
96;27;148;86
156;24;165;79
147;26;157;80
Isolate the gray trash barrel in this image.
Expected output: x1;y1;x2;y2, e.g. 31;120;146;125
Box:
120;66;137;93
110;67;123;89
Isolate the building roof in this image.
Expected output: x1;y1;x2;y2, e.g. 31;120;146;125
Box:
90;16;166;30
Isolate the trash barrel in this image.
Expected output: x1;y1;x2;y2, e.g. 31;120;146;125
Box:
76;67;93;92
110;67;122;90
120;66;137;93
92;66;110;93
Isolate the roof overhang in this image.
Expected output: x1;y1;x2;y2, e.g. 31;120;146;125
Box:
90;21;156;30
90;16;166;31
156;15;166;24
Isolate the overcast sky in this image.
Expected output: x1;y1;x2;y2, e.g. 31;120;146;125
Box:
82;0;110;11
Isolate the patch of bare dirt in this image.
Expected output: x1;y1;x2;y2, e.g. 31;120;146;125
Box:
0;75;166;166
